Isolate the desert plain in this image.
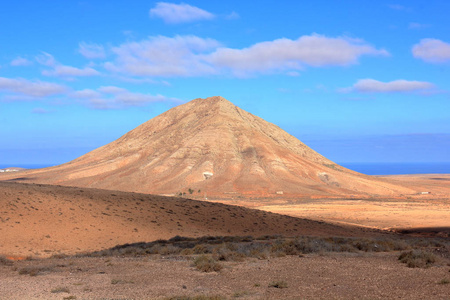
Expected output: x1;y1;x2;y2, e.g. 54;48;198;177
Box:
1;174;449;300
1;97;449;299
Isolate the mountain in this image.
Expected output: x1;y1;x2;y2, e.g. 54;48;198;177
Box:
0;96;415;197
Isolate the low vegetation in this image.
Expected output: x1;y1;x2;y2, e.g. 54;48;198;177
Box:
51;286;70;293
193;255;223;272
18;265;55;276
165;296;225;300
0;256;13;266
398;250;438;268
82;235;449;263
268;280;288;289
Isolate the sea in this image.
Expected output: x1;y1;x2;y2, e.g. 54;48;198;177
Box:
2;162;450;176
339;162;450;175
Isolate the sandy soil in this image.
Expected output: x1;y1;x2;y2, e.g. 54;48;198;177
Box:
255;197;450;231
203;174;449;233
0;182;377;259
1;253;449;299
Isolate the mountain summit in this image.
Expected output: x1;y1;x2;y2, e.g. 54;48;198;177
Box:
1;96;414;197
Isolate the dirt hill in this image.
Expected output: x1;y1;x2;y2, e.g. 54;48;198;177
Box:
0;182;376;258
0;96;416;198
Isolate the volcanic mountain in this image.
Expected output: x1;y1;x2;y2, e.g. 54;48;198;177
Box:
1;96;415;197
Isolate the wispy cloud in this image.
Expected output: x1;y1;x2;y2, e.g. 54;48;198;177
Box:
340;79;435;93
42;65;100;77
412;38;450;63
225;11;240;20
104;34;388;78
388;4;411;12
10;57;32;67
36;52;57;67
32;107;53;114
408;22;431;30
150;2;214;24
70;85;179;109
0;77;67;97
37;52;100;78
78;42;106;59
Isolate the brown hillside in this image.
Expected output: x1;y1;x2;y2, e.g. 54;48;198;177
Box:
0;96;416;197
0;182;375;258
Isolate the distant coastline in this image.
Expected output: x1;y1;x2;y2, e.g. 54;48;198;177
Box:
340;162;450;175
1;162;449;176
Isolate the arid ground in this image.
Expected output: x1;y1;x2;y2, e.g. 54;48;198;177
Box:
204;174;450;236
1;179;449;299
1;251;449;300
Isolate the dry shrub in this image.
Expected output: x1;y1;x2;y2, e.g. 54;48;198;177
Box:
268;280;288;289
193;244;210;254
18;265;54;276
212;244;245;262
166;296;226;300
193;255;223;272
51;286;70;293
398;250;438;268
0;256;13;266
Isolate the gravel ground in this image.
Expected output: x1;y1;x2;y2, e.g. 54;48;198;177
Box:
1;252;449;299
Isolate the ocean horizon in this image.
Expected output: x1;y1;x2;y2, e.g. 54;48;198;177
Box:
339;162;450;175
1;162;449;176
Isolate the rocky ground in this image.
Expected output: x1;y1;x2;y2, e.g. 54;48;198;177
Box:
1;251;449;299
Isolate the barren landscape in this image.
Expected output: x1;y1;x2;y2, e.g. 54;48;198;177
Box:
0;181;449;299
2;251;449;299
1;97;449;299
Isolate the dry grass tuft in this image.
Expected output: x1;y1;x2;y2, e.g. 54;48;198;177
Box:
268;280;288;289
166;296;226;300
51;286;70;293
0;256;13;266
18;265;54;276
193;255;223;272
398;250;438;268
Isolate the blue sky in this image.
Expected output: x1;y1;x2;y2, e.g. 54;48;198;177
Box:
1;0;449;165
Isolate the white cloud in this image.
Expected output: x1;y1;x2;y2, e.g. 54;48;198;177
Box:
412;38;450;63
98;86;127;94
36;52;100;78
208;34;389;76
0;77;67;97
71;85;179;109
343;79;435;93
42;65;100;77
10;57;32;66
71;89;102;99
105;34;388;78
105;35;220;77
78;42;106;59
36;52;57;67
150;2;214;24
225;11;240;20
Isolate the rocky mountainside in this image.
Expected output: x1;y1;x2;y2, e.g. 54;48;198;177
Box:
0;96;415;198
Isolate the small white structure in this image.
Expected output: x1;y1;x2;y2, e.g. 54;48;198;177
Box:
202;171;213;200
203;172;213;180
276;191;284;195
